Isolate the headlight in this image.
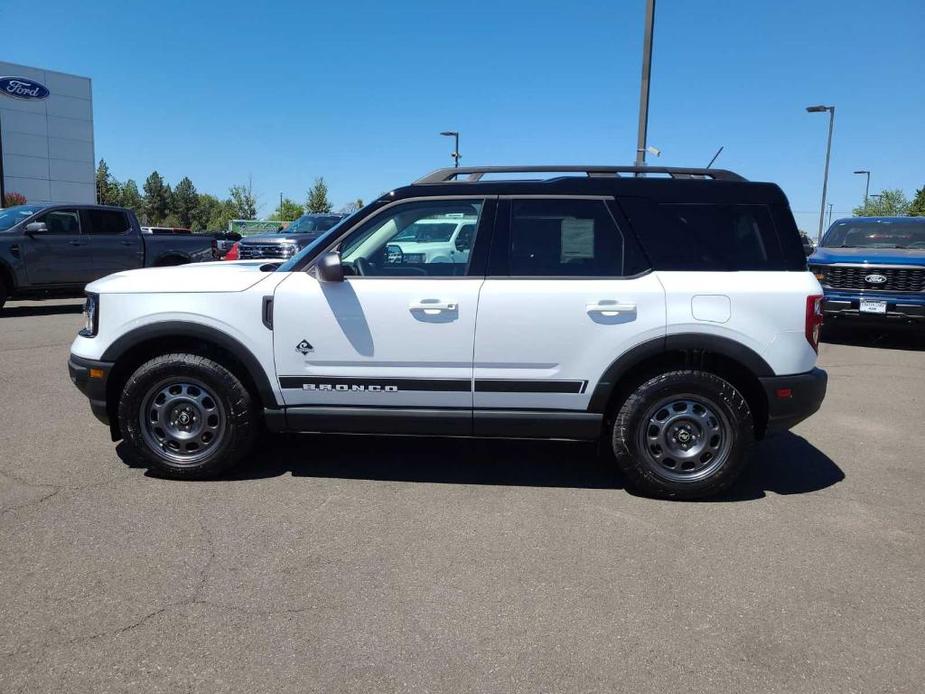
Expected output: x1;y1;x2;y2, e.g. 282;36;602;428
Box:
79;293;99;337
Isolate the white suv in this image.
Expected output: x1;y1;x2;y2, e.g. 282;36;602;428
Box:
68;166;827;499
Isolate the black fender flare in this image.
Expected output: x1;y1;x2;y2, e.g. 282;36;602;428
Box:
151;252;191;266
101;321;279;407
586;333;773;413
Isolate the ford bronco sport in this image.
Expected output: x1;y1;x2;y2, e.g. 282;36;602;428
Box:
68;166;827;499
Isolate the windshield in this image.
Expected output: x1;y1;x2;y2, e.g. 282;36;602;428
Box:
0;205;43;231
822;219;925;249
284;214;343;234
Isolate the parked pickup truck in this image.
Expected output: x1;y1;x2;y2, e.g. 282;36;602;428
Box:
808;217;925;327
0;203;216;309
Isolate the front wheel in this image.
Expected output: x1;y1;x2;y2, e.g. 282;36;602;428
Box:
118;353;257;479
610;370;753;499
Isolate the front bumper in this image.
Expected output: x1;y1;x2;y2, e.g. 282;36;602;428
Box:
822;289;925;325
68;354;114;425
759;367;828;434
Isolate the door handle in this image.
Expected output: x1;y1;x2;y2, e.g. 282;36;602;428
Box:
410;300;458;315
68;240;85;247
586;301;636;316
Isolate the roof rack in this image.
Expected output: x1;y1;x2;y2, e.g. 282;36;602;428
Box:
414;165;747;184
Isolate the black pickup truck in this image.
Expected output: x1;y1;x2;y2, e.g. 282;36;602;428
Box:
0;203;216;308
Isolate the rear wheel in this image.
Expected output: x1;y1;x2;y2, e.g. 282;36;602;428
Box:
610;370;753;499
118;353;257;479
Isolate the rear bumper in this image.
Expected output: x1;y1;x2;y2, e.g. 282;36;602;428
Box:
759;367;827;434
68;354;114;425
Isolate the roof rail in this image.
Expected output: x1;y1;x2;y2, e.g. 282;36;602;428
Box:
414;165;747;184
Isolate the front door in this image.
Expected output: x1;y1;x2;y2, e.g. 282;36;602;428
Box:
473;197;666;412
272;198;494;416
21;208;95;286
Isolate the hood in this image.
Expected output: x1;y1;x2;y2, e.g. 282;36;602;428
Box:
86;260;276;294
809;246;925;266
241;233;318;245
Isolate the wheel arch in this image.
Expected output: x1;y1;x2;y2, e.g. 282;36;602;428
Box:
152;253;190;267
102;321;278;439
588;334;772;438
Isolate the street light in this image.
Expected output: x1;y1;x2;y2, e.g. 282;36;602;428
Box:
440;131;460;168
853;170;870;205
806;104;835;243
634;0;657;171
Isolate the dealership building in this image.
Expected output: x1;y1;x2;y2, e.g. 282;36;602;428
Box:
0;60;95;205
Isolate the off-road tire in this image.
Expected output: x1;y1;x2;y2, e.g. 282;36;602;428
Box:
118;353;257;479
611;370;753;499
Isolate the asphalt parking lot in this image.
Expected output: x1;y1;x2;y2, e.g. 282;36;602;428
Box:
0;299;923;693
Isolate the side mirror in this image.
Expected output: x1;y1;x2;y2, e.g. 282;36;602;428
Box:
315;251;344;282
25;221;48;234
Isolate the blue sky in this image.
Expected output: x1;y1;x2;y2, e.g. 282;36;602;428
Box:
2;0;922;231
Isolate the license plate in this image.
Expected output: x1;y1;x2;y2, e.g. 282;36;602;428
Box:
859;299;887;314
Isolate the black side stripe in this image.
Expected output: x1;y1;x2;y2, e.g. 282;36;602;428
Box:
279;377;587;394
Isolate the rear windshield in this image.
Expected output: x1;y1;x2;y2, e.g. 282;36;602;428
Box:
821;219;925;249
618;198;806;271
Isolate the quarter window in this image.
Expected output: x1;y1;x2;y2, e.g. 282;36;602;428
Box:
339;200;483;277
508;199;626;277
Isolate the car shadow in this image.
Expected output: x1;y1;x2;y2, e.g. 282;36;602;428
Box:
0;302;83;317
124;431;843;501
822;324;925;351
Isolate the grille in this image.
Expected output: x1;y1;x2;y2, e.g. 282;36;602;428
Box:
814;265;925;292
239;243;297;260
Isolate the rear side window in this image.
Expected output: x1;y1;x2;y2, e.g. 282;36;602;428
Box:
507;199;628;277
84;209;131;235
619;199;804;271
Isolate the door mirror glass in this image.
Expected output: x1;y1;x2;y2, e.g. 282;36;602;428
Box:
25;221;48;234
315;251;344;282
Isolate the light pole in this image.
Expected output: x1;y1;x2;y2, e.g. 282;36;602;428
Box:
853;170;870;206
806;104;835;243
634;0;657;171
440;131;460;168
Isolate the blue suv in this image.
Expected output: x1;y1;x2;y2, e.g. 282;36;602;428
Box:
808;217;925;327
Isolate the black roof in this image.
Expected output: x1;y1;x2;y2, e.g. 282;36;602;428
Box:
387;165;787;205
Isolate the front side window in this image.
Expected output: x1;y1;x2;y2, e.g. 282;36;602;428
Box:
84;209;130;235
338;200;484;277
37;209;81;235
508;199;626;277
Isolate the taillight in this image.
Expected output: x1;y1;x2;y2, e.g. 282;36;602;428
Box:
223;242;239;261
805;294;824;352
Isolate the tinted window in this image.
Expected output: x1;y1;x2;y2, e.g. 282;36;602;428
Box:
37;209;81;235
339;200;483;277
508;199;626;277
620;199;801;271
84;209;130;235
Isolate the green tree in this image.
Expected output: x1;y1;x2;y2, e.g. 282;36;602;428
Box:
118;179;143;214
190;193;222;231
306;177;332;213
909;185;925;217
229;179;258;219
338;198;364;214
171;176;199;228
208;199;238;231
142;171;171;225
95;159;120;205
273;197;303;221
852;188;910;217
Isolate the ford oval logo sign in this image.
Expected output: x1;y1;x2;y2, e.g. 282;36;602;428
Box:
865;274;887;285
0;76;50;101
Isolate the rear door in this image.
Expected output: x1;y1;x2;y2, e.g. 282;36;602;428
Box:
21;207;94;285
472;196;666;414
80;208;144;278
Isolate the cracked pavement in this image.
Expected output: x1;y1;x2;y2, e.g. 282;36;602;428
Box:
1;299;923;693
